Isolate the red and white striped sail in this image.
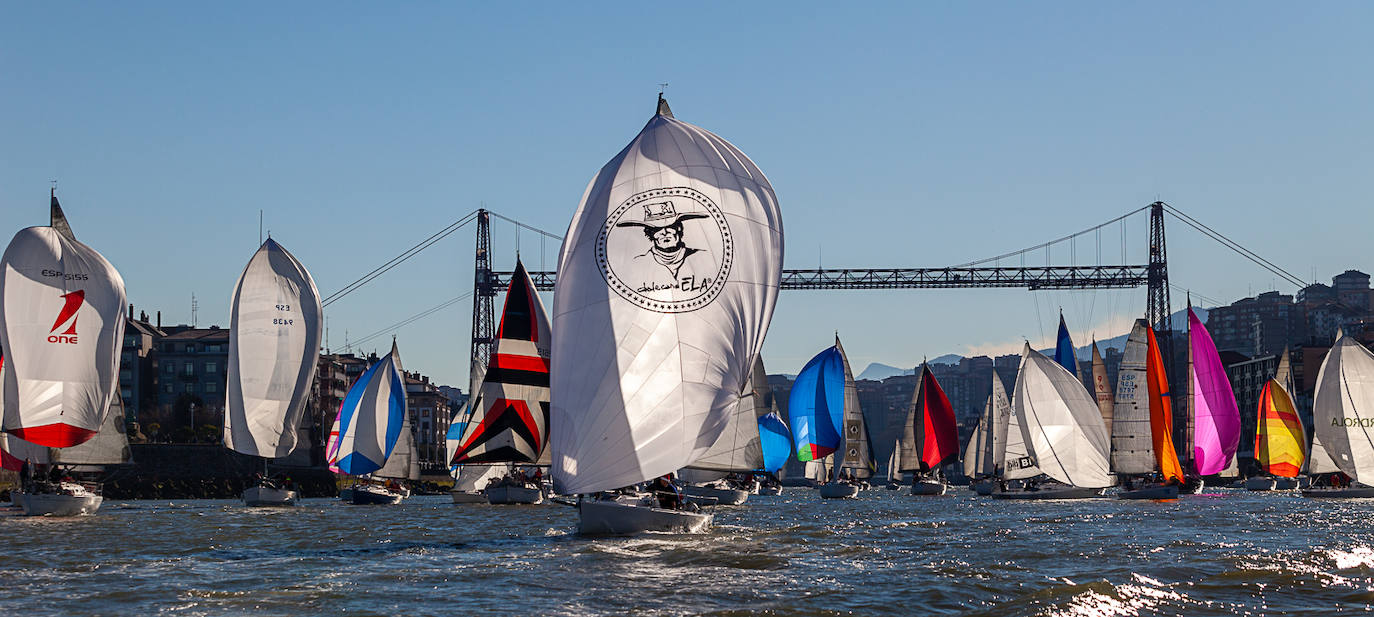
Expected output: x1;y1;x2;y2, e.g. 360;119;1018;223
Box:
1;194;126;447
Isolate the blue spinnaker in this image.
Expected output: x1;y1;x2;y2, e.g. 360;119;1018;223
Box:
758;412;793;472
787;346;845;462
1054;314;1079;377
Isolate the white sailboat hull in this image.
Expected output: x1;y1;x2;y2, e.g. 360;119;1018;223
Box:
1302;486;1374;499
450;490;488;504
577;498;712;535
486;485;544;505
994;486;1105;500
1117;484;1179;500
1244;477;1277;491
910;480;947;496
818;482;860;499
682;485;749;506
20;489;102;516
242;486;298;507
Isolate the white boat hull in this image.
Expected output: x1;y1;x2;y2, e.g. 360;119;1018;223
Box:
1302;486;1374;498
20;491;103;516
910;480;947;496
682;485;749;506
242;486;298;507
1117;485;1179;500
577;499;712;535
450;490;488;504
1244;477;1277;491
486;485;544;505
818;482;860;499
994;486;1105;500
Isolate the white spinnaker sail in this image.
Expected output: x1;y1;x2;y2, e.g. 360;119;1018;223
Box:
1;197;126;448
53;394;130;466
550;97;784;495
223;239;323;458
687;355;772;472
1014;344;1112;488
454;463;508;492
1110;321;1155;474
0;354;50;466
1312;334;1374;484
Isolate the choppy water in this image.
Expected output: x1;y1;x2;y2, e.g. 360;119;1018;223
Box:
3;488;1372;616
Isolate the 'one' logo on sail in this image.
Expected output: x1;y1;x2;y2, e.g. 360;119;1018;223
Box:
47;290;85;344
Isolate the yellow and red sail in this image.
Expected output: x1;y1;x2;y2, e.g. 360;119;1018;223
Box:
1255;379;1305;477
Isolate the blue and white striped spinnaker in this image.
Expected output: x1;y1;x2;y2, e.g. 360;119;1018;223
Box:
331;342;407;475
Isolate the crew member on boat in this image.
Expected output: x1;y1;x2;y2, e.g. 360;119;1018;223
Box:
648;475;683;510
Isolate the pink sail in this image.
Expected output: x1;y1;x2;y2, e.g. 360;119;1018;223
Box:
1188;308;1240;475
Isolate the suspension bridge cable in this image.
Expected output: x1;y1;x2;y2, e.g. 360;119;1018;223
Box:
322;210;481;307
1162;205;1306;288
952;204;1152;268
350;291;475;348
487;211;564;241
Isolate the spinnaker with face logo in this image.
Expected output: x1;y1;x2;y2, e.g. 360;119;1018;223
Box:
0;191;127;515
223;237;324;507
551;96;783;535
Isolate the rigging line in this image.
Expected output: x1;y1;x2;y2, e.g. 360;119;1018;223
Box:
351;291;475;348
322;210;480;307
952;204;1151;268
1162;205;1305;288
1169;284;1221;308
487;211;564;241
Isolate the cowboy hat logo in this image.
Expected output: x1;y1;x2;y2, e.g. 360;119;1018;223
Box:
597;187;733;314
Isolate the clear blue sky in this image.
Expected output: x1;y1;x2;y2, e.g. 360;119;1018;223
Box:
3;4;1370;386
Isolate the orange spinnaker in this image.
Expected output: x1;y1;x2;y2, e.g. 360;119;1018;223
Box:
1256;379;1305;477
1146;327;1184;481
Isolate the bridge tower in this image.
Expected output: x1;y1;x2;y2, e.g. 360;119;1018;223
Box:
1145;201;1183;452
469;209;497;376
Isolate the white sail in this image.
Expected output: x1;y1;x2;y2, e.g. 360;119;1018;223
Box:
1110;321;1155;474
223;239;323;458
550;97;784;495
1;196;127;447
1004;368;1041;481
1311;333;1374;484
52;395;130;466
1308;432;1341;474
1013;343;1112;488
964;373;1011;478
687;356;772;472
888;439;901;482
835;338;874;478
376;412;419;481
454;462;507;492
804;456;832;483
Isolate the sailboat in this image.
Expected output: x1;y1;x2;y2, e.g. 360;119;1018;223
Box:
885;439;902;489
1091;341;1114;436
1184;306;1241;491
1246;370;1305;491
450;258;551;505
1055;313;1083;384
677;356;776;506
994;343;1111;499
331;342;410;505
1111;320;1184;499
223;239;323;507
898;365;958;495
1301;331;1374;498
790;338;873;499
550;95;783;535
1;191;126;516
964;372;1011;496
756;411;791;495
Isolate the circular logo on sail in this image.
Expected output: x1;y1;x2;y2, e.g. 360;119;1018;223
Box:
597;187;732;313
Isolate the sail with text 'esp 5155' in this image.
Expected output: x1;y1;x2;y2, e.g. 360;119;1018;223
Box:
549;96;783;495
1;192;126;448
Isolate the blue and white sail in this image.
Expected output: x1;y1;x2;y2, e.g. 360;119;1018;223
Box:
331;342;407;476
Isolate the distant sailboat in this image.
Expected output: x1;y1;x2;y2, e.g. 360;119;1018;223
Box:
1112;320;1184;499
679;356;776;506
1091;342;1114;436
550;95;782;534
1246;374;1305;491
331;342;410;505
898;365;958;495
995;343;1111;499
1054;313;1083;384
1186;307;1241;483
1;191;126;516
964;372;1011;496
756;411;791;495
451;259;551;505
1302;331;1374;498
223;238;323;507
790;338;871;499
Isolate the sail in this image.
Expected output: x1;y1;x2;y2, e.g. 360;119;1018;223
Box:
757;411;791;473
1091;342;1114;436
223;239;323;458
375;411;418;480
1054;314;1081;383
52;394;131;466
451;259;551;465
787;346;846;462
1;194;127;447
1110;321;1153;474
454;463;507;492
835;338;875;478
549;96;784;495
1146;327;1184;481
1013;343;1112;488
1188;308;1241;475
964;372;1012;478
1003;365;1041;481
0;353;50;469
804;455;832;482
331;342;407;476
1255;379;1304;478
688;355;772;472
899;365;958;473
887;441;900;481
1311;333;1374;484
